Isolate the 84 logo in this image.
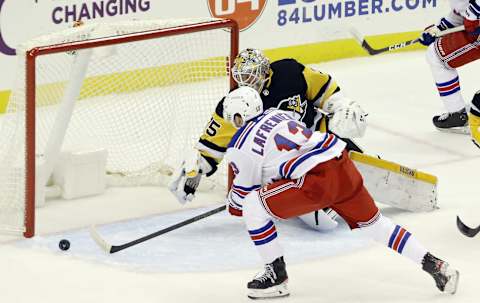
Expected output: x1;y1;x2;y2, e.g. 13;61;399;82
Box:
207;0;267;31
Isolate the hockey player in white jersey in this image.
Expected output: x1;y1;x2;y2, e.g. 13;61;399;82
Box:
223;87;459;299
419;0;480;132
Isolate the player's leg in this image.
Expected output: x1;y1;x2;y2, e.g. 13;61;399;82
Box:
469;90;480;148
353;212;459;294
332;157;459;294
242;191;289;299
241;167;339;299
426;32;480;133
425;38;467;133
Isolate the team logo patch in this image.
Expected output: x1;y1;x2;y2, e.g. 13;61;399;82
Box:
278;94;306;120
207;0;267;31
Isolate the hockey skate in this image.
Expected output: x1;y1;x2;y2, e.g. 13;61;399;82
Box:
432;108;469;134
247;257;289;300
422;253;459;294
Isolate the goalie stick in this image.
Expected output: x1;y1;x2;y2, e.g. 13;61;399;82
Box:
456;216;480;238
90;205;226;253
350;25;466;55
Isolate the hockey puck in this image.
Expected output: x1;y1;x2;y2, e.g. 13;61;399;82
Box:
59;239;70;251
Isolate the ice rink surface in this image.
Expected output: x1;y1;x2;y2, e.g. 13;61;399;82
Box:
1;50;479;303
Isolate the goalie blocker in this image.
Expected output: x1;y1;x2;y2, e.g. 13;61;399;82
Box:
350;151;437;212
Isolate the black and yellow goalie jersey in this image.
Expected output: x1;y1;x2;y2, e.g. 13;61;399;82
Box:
196;58;340;172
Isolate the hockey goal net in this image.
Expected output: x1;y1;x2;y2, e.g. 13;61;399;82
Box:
0;18;238;237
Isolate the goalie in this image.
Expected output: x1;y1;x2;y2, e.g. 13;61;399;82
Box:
169;48;437;230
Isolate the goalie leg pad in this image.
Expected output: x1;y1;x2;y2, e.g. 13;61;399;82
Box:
349;152;438;212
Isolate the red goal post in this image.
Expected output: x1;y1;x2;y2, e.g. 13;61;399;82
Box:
0;18;238;238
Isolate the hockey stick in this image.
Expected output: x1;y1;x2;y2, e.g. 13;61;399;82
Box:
90;205;226;253
350;25;466;55
456;216;480;238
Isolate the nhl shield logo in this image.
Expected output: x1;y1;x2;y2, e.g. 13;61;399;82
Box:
207;0;267;31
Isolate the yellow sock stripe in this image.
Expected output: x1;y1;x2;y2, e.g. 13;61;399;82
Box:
349;151;438;185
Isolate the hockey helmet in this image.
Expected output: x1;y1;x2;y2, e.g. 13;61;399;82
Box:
232;48;270;92
223;86;264;128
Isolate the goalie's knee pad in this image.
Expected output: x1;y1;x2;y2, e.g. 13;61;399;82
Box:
298;209;338;231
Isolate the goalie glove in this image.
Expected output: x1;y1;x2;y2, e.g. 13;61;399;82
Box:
323;94;367;138
168;150;215;204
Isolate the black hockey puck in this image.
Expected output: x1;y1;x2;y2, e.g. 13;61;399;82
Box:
59;239;70;251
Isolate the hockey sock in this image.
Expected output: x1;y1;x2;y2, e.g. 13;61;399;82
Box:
358;214;428;265
426;45;465;113
243;193;283;264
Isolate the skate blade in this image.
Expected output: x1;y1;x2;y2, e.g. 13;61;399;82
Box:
247;283;290;300
444;270;460;295
435;126;470;135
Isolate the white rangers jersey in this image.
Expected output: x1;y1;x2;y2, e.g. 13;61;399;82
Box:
225;109;346;210
442;0;480;26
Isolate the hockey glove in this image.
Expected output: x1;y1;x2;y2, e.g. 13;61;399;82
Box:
327;98;367;139
225;191;243;217
169;150;214;204
419;24;441;46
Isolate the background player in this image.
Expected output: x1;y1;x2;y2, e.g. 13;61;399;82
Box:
169;48;366;230
419;0;480;133
222;86;459;299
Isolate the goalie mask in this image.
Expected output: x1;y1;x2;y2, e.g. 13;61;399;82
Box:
232;48;270;92
223;86;264;128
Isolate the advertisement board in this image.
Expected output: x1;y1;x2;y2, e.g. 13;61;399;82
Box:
0;0;447;110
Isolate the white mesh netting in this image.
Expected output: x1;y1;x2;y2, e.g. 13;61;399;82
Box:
0;18;233;233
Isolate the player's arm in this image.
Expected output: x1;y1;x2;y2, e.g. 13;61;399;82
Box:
464;1;480;39
302;66;339;109
418;7;464;45
169;99;237;204
225;150;262;217
196;99;238;170
303;66;367;138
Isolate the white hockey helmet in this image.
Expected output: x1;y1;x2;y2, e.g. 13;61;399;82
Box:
223;86;264;128
232;48;270;92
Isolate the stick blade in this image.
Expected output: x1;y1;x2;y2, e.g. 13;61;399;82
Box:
456;216;480;238
89;225;113;253
348;27;379;55
348;27;365;44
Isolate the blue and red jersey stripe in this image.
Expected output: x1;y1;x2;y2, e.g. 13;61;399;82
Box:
232;184;261;199
279;133;337;179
